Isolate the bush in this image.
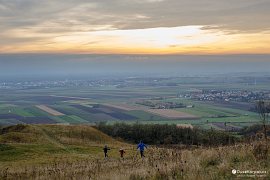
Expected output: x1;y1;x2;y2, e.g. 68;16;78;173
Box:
96;123;238;146
0;124;27;135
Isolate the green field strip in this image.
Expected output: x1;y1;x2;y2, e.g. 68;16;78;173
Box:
51;105;114;122
12;108;35;117
71;115;91;123
24;106;52;117
0;104;17;108
0;106;35;117
202;116;260;123
169;98;257;116
125;110;164;121
49;116;68;124
121;119;203;125
0;119;25;125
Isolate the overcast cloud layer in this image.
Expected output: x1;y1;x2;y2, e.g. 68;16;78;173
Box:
0;0;269;52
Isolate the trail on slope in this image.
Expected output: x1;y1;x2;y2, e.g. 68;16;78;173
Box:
31;125;75;154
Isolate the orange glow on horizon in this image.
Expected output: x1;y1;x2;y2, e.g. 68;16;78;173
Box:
1;26;270;54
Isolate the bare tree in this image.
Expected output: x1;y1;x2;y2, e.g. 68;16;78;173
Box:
256;100;270;141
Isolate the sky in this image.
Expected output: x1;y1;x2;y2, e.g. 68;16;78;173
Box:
0;0;270;54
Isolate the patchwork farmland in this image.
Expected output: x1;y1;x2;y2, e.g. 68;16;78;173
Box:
0;80;263;130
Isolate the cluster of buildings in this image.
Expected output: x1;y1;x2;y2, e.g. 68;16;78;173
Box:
0;79;123;89
182;90;270;102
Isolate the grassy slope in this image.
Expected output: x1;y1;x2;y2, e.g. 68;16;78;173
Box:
0;124;128;164
0;125;269;179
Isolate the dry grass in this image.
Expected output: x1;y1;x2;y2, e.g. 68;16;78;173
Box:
1;143;269;179
0;125;269;179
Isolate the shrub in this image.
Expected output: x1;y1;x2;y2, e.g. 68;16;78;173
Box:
96;123;238;146
252;141;269;160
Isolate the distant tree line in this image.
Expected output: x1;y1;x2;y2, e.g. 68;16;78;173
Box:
96;123;238;146
136;101;185;109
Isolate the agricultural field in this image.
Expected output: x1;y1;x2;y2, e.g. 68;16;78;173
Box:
146;109;199;119
36;105;65;116
0;78;264;132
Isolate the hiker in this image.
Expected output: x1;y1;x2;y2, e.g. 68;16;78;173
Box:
103;145;110;158
119;148;125;158
137;140;147;158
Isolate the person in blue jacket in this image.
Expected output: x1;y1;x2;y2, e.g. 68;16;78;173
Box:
137;140;147;158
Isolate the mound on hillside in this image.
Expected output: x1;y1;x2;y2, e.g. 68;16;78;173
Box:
0;124;129;163
0;124;129;167
0;124;121;146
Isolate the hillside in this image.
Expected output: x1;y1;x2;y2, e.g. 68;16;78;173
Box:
0;124;269;179
0;124;119;146
0;124;129;170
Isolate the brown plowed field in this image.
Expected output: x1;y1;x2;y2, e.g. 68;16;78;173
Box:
36;105;65;116
146;109;199;119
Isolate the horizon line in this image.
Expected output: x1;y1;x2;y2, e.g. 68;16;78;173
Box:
1;52;270;56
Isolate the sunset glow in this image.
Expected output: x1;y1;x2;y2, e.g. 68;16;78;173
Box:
2;26;270;54
0;0;269;54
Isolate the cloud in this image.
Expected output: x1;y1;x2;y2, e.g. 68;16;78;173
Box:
0;0;269;53
1;0;269;32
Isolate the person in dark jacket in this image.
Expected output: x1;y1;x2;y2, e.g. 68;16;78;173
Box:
103;145;110;158
137;141;147;158
119;148;126;158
